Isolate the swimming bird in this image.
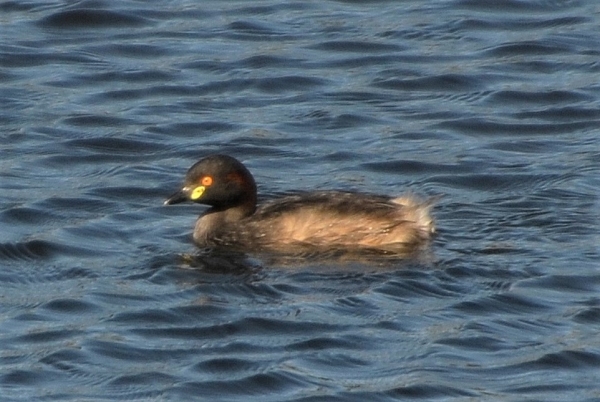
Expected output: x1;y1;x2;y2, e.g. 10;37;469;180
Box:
165;154;435;254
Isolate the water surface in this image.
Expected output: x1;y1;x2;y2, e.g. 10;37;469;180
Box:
1;1;600;401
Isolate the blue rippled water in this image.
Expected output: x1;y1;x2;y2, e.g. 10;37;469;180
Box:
1;1;600;401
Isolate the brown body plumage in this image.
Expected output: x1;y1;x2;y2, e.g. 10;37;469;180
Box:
165;155;435;254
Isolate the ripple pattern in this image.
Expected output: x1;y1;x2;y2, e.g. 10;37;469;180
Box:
1;0;600;401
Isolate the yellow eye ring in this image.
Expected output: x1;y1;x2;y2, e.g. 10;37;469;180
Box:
190;186;205;200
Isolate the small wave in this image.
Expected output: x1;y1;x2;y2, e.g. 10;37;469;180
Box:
147;121;239;137
309;40;403;53
42;298;101;315
17;328;84;344
486;89;591;106
61;114;134;128
373;74;482;92
0;240;56;262
451;292;549;315
362;159;472;175
573;307;600;324
1;205;61;226
64;137;157;153
456;0;575;12
483;40;571;57
440;117;594;135
227;20;279;36
90;74;327;103
37;9;149;29
511;349;600;372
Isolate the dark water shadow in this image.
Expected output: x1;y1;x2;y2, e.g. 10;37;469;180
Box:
168;243;438;278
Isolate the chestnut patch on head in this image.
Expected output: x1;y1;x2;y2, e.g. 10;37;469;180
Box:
226;171;245;185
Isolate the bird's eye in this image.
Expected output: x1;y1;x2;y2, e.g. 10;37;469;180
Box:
201;176;213;186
